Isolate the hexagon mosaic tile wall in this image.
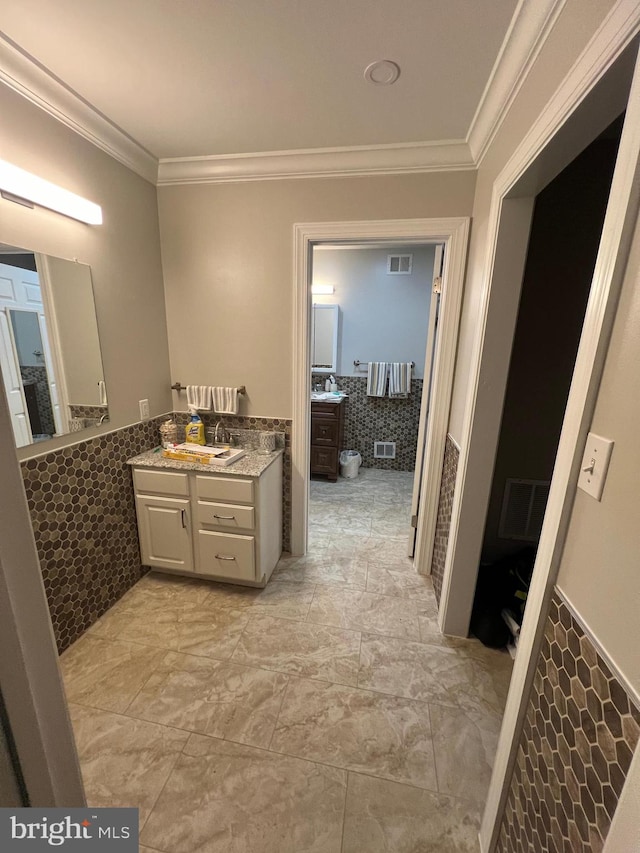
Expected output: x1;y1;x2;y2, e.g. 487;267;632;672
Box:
20;417;166;653
312;375;424;471
431;434;459;604
497;591;640;853
20;412;293;654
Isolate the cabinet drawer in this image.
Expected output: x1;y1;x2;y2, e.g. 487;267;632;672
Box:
197;530;255;581
311;402;339;418
310;446;338;474
195;475;254;504
196;500;255;531
311;418;339;446
134;468;190;497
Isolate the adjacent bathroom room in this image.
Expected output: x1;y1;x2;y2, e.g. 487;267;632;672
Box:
307;242;438;557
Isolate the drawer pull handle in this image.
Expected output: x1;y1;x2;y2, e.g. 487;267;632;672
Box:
214;514;236;520
215;554;236;561
181;509;187;528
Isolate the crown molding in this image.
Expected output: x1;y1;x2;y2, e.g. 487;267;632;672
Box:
467;0;567;165
0;33;158;184
156;140;475;186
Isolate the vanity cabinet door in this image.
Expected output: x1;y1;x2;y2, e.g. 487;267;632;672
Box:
135;494;193;572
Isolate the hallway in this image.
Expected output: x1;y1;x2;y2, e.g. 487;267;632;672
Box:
61;470;512;852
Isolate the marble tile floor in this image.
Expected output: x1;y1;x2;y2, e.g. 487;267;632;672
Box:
61;468;513;852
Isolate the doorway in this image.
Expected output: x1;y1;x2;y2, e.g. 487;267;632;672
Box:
291;217;470;574
307;241;440;561
469;117;623;653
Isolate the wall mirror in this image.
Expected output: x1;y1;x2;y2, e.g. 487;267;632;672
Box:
0;243;107;448
311;303;339;373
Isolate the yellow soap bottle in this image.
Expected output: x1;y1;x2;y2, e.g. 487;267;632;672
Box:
185;408;205;445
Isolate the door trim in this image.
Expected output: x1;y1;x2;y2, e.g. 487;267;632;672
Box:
0;379;85;806
291;217;469;571
443;13;640;850
407;244;442;559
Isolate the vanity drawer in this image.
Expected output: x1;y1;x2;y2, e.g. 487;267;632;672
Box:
196;500;255;531
134;468;190;497
195;475;254;504
311;417;339;446
311;402;340;418
197;530;255;581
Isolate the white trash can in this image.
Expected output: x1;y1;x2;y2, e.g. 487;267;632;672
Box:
340;450;362;479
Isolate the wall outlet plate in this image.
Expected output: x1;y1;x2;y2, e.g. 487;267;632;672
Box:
577;431;614;501
139;399;150;421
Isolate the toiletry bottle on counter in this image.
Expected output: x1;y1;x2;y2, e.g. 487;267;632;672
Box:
325;378;331;391
185;408;205;445
329;375;338;392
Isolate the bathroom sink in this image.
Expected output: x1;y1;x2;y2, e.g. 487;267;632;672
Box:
311;391;346;401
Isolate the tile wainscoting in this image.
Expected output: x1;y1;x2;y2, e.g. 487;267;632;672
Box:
497;590;640;853
431;434;459;604
20;412;293;654
20;417;166;652
312;375;423;471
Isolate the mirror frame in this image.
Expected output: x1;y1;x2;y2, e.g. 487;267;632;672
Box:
311;303;339;374
0;245;107;448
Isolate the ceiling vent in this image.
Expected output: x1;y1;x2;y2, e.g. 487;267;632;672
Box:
387;253;413;275
499;479;550;542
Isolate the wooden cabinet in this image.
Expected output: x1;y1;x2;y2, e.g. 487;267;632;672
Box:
310;399;345;481
132;456;282;586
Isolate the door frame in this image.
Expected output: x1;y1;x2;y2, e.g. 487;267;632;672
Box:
0;378;85;806
429;10;640;849
291;217;469;568
407;243;443;558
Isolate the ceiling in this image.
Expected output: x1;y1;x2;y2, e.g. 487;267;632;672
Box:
1;0;521;168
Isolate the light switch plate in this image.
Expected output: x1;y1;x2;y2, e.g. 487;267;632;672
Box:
577;432;614;501
139;399;150;421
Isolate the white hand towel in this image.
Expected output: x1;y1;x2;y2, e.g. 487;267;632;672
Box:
389;363;412;398
367;362;388;397
212;386;239;415
186;385;212;410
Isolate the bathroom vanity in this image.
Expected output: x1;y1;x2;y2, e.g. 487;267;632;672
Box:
310;397;345;481
128;449;282;586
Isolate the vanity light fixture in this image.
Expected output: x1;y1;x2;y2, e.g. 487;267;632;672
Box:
311;284;335;295
0;159;102;225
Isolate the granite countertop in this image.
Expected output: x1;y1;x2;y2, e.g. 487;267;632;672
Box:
127;447;283;478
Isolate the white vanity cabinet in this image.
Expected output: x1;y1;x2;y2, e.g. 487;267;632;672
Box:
131;453;282;586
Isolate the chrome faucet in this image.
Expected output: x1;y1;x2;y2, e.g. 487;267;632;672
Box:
98;412;110;425
214;420;228;444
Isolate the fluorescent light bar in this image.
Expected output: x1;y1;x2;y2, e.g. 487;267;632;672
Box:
311;284;334;295
0;159;102;225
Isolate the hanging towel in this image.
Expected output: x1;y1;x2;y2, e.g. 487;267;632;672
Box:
186;385;212;410
389;363;412;398
367;362;388;397
212;386;239;415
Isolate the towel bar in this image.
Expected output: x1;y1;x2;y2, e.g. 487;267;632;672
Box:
171;382;246;395
353;360;414;369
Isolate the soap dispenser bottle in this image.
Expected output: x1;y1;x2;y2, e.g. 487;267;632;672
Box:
185;407;205;445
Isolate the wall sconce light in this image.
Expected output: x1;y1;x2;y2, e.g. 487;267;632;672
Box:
0;159;102;225
311;284;335;295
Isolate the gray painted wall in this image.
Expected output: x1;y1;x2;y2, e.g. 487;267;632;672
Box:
311;245;435;379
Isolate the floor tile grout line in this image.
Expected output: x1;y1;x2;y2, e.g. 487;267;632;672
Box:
266;675;292;752
340;771;351;853
73;697;456;806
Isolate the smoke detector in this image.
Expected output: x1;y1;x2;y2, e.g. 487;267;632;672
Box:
364;60;401;86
